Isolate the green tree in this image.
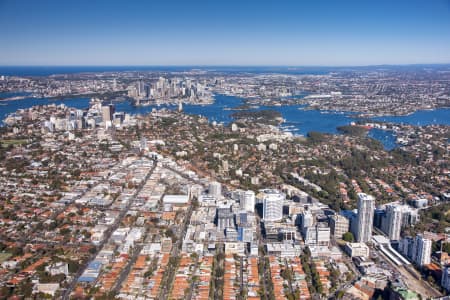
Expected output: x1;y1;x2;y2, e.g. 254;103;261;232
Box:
342;232;355;242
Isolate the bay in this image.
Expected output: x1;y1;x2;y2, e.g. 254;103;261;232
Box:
1;92;449;151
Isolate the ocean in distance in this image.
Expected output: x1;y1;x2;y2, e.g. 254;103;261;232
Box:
0;66;330;76
3;64;450;77
1;92;450;151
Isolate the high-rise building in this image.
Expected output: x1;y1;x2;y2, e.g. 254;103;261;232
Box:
355;193;375;243
137;80;145;97
330;215;350;239
385;204;402;240
379;204;420;241
216;205;234;231
304;223;330;246
101;103;115;123
300;210;314;234
239;190;255;213
238;225;254;243
398;236;415;259
413;234;432;266
261;189;284;222
209;181;222;199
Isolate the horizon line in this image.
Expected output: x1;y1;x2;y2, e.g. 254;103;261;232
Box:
1;63;450;68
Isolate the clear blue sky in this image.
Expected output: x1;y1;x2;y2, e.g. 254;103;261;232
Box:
1;0;450;66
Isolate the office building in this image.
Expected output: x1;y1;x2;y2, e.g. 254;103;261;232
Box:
304;223;330;246
330;215;350;239
238;226;254;243
300;210;314;233
344;243;370;258
101;103;115;123
239;190;255;213
216;205;234;231
209;181;222;199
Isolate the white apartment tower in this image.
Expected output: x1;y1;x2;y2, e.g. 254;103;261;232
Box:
262;189;284;222
413;234;432;266
355;193;375;243
386;204;403;241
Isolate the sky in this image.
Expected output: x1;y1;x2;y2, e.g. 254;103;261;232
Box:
0;0;450;66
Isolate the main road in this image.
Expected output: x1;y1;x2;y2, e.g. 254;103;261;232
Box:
61;160;156;300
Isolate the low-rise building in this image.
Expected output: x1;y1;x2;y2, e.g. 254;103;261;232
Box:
344;242;370;258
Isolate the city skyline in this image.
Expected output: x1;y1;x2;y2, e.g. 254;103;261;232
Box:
1;0;450;66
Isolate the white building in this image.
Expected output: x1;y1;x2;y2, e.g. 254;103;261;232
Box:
266;243;302;257
304;223;330;247
344;242;370;258
162;194;189;205
385;205;402;240
239;190;255;213
300;210;314;233
224;242;246;256
381;203;419;240
355;193;375;243
413;234;432;266
45;262;69;276
34;283;60;297
261;189;284;222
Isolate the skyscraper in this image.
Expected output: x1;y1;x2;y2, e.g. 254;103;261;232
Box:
262;189;284;222
239;190;255;213
413;234;432;266
300;210;314;234
101;103;115;124
386;204;402;241
355;193;375;243
208;181;222;199
216;205;234;231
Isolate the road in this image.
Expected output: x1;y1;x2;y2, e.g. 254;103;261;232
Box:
185;255;200;300
239;256;244;300
284;259;295;297
61;161;157;300
162;162;204;186
213;244;225;300
256;217;270;300
158;200;195;299
110;243;144;293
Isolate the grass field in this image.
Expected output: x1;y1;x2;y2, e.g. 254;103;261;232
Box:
0;253;12;264
0;139;28;147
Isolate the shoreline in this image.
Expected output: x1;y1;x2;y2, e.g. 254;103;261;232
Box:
1;90;449;119
1;94;449;151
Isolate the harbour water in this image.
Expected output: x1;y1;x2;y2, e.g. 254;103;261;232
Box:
0;92;91;121
1;92;449;150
